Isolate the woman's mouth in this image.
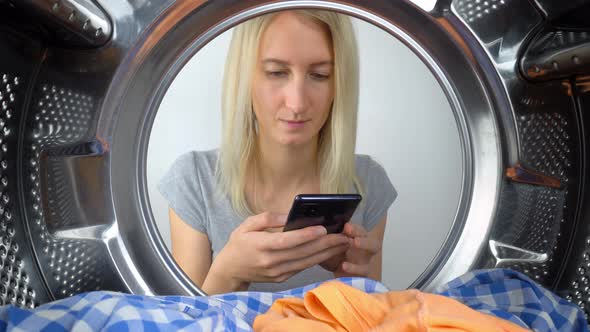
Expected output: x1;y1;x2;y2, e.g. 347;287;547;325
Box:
281;119;309;129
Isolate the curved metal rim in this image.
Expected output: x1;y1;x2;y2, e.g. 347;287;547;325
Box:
103;0;503;295
143;1;474;290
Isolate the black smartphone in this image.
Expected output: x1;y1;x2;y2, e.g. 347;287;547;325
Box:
283;194;362;234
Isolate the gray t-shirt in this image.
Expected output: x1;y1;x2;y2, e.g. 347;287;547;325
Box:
158;149;397;292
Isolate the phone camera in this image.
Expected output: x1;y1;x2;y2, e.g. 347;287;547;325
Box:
306;206;318;216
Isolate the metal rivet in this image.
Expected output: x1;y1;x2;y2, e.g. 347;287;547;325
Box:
572;56;581;65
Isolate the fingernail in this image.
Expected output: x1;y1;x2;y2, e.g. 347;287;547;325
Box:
316;227;327;236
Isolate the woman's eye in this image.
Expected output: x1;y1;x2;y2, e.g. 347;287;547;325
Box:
266;71;287;78
310;73;330;81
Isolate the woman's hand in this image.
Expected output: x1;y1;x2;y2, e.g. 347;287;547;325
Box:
202;212;350;294
321;222;383;279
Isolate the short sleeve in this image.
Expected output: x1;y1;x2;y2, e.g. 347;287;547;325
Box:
362;157;398;231
157;152;208;233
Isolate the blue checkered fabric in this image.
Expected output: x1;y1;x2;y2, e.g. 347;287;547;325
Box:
436;269;588;331
0;269;584;331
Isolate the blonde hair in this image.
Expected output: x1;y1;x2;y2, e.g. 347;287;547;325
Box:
217;9;362;217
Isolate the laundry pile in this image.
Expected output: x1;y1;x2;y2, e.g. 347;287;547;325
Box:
0;269;585;331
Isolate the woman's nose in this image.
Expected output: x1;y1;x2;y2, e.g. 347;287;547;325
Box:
284;77;307;114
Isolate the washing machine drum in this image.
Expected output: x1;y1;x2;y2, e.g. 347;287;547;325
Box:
0;0;589;318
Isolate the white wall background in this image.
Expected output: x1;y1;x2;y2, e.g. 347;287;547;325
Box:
147;17;462;290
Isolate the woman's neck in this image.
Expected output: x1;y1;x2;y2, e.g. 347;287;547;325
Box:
247;133;322;214
254;135;319;189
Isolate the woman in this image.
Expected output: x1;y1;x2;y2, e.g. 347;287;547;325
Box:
158;9;397;294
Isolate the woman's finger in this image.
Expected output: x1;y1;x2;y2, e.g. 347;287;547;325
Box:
271;243;350;278
271;233;349;262
341;261;370;276
262;225;328;250
240;212;288;232
343;222;368;238
353;236;382;253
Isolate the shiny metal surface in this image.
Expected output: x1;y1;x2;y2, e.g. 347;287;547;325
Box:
453;0;510;23
417;0;537;290
40;140;110;234
0;0;589;321
26;82;122;299
19;0;176;298
489;240;548;266
530;0;590;20
0;72;38;308
449;0;583;291
555;75;590;313
0;29;53;308
8;0;112;47
99;0;514;295
490;182;566;282
521;28;590;81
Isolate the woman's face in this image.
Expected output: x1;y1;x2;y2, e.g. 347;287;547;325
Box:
252;11;335;147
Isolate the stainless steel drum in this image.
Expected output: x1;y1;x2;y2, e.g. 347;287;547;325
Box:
0;0;589;321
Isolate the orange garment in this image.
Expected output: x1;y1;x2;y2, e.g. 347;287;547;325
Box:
253;281;531;332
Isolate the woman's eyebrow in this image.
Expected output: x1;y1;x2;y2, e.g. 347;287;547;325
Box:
309;61;334;67
262;58;290;66
262;59;334;66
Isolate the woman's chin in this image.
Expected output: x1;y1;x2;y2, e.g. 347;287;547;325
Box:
277;136;313;148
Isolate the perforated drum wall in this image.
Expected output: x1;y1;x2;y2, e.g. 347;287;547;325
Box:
0;0;589;325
